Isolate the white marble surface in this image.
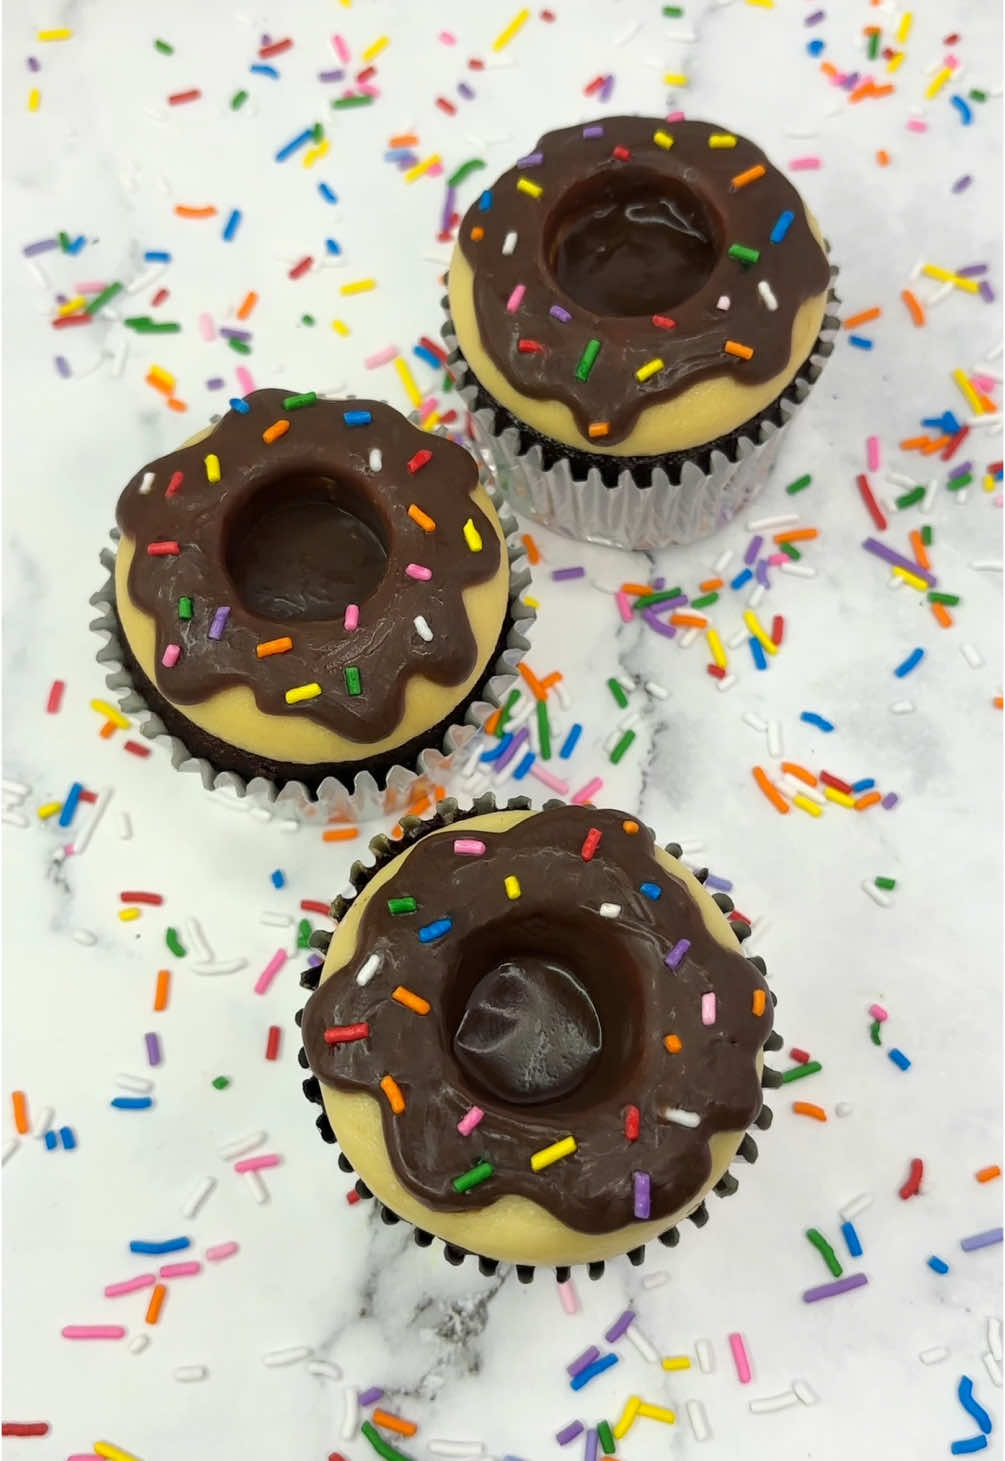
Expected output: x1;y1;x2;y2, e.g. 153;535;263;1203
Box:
2;1;1003;1457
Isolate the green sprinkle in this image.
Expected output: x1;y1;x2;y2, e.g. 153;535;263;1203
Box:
609;729;636;765
536;698;551;760
927;591;959;605
211;1076;230;1090
597;1421;616;1456
154;38;174;54
228;337;252;355
778;541;802;561
495;687;521;737
728;242;760;265
296;918;312;949
283;392;317;410
58;230;71;252
607;677;629;709
632;587;683;611
178;596;193;621
786;473;812;495
920;524;933;546
896;486;926;508
332;93;374;109
448;158;487;189
311;121;324;143
85;281;123;316
780;1060;822;1083
663;3;685;13
875;876;897;890
300;314;315;326
970;88;988;102
870;1018;883;1046
947;472;973;490
123;316;181;334
345;666;362;696
165;927;186;957
442;371;453;394
806;1227;844;1278
867;30;880;58
360;1421;414;1461
453;1161;494;1193
575;338;602;382
691;591;719;609
230;89;249;110
387;896;417;916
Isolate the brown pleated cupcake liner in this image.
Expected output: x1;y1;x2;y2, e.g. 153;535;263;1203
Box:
440;263;840;550
295;792;782;1282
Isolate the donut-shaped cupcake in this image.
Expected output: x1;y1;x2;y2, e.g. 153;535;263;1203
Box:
299;803;775;1269
111;391;514;789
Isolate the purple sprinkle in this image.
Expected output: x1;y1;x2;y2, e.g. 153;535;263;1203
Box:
803;1273;869;1303
556;1421;584;1446
358;1387;384;1408
642;608;677;638
549;304;572;323
862;537;936;585
584;1430;599;1461
493;724;529;773
805;9;825;22
650;577;666;591
27;56;41;71
307;952;323;968
656;593;689;610
208;606;231;640
881;791;899;810
949;460;974;480
744;534;763;565
457;81;475;100
955;264;988;277
205;377;226;390
552;566;586;581
582;125;604;138
599;75;615;102
23;238;59;257
318;68;345;81
440;184;457;235
218;327;252;342
516;152;544;168
665;938;690;970
705;873;733;892
952;174;973;193
979;279;996;303
755;557;771;588
145;1032;162;1067
632;1173;651;1221
566;1346;600;1378
841;70;861;90
54;355;71;378
960;1227;1003;1252
605;1308;636;1342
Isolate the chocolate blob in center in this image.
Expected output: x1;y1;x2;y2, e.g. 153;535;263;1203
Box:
452;957;603;1105
226;474;389;622
547;167;721;317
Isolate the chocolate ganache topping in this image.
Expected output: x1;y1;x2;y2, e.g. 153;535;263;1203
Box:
115;391;503;742
455;117;831;446
302;806;772;1233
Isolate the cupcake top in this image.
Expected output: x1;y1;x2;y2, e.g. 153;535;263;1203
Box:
301;804;772;1237
113;391;511;767
448;117;831;456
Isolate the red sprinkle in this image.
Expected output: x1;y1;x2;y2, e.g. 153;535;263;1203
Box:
346;1190;361;1205
418;335;448;364
652;314;677;329
856;473;887;531
79;790;98;804
790;1047;811;1064
46;680;66;714
624;1105;640;1141
771;614;785;646
147;540;180;556
259;37;293;57
52;313;92;329
265;1025;281;1061
408;449;433;474
899;1157;924;1200
541;8;557;19
120;891;164;906
584;75;605;95
580;827;603;861
819;771;853;794
166;470;185;497
2;1424;51;1437
439;409;458;425
941;425;969;461
356;66;377;83
123;740;151;758
436;97;457;115
518;338;545;353
612;145;631;161
151;288;170;307
468;57;485;70
168;89;202;105
324;1022;370;1045
706;664;727;680
300;900;331;916
288;256;313;280
728;908;752;924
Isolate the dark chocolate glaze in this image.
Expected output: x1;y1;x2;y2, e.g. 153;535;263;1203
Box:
115;391;503;745
455;117;830;446
302;806;772;1234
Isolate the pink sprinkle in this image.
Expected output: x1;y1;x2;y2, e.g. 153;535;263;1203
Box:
972;373;997;393
907;118;927;133
406;563;432;581
453;839;486;856
439;29;456;43
333;33;350;62
62;1325;127;1340
558;1278;581;1314
506;283;526;313
159;1261;202;1278
728;1331;752;1384
571;777;604;805
104;1273;156;1298
457;1106;484;1135
868;1002;888;1022
701;992;716;1025
789;156;822;170
75;279;108;294
198;312;216;341
427;158;443;175
235;365;255;395
234;1153;281;1173
667;110;686;122
364;344;398;369
767;552;788;566
254;948;287;996
866;436;881;472
530;764;569;795
344;603;360;631
205;1241;239;1262
419;396;439;422
161;643;181;668
616;590;634;624
944;52;960;68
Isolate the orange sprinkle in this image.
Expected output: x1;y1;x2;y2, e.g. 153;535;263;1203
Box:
470;226;484;241
236;291;258;321
622;819;640;834
99;719;117;739
380;1075;406;1114
11;1090;29;1134
322;826;359;843
781;761;818;787
518;662;548;700
931;602;954;629
843;307;881;330
145;369;174;396
994;697;1003;710
699;577;724;592
408;504;437;532
876;149;891;166
154;969;171;1012
372;1411;418;1439
977;1165;1002;1183
752;989;767;1017
145;1283;167;1324
753;766;790;814
793;1102;827;1122
774;527;819;544
724;340;754;360
664;1034;682;1053
976;389;998;414
854;790;882;811
520;532;541;564
921;435;951;456
483;706;503;736
849;80;874;103
820;61;839;78
174;204;217;218
909;528;931;570
900;289;926;326
872;83;894;97
899;435;932;450
389;132;419;148
392;986;430;1016
166;398;187;413
538;671;563;691
730;163;766;190
256;637;293;658
262;419;290;445
588;421;611;438
406;794;433;819
620;582;655;596
670;612;708;629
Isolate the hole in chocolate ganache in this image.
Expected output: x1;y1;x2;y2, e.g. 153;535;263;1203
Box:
226;474;390;622
545;166;722;317
446;914;643;1109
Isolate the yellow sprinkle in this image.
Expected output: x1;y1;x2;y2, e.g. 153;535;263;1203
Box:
361;35;389;62
887;51;905;74
37;801;62;820
422;411;442;431
743;609;777;656
922;264;979;294
637;1402;676;1424
635;357;664;383
706;628;727;670
660;1356;692;1371
340;278;377;296
793;793;823;818
204;453;221;484
492;7;530;51
285;683;322;705
985;474;996;492
652;130;674;150
38;27;73;40
663;72;689;86
824;786;855;809
897;11;913;42
463;518;483;552
58;295;87;316
90;699;130;729
404;153;441;183
523;595;540;609
394;356;423;407
891;565;929;592
613;1397;642;1439
147;365;175;390
94;1443;143;1461
926;66;952;99
118;908;141;923
27;88;41;112
331;319;350;337
504;875;521;900
952;367;984;415
517;177;543;199
708;134;737;148
530;1135;576;1172
302;138;330;168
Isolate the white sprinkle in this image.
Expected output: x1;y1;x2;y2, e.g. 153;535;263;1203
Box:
501;230;518;255
989;340;1003;360
749;1390;800;1415
138;471;155;495
307;1360;342;1380
890;699;915;715
758;280;778;311
174;1364;208;1382
785;776;825;805
862;879;893;908
342;1386;360;1440
427;1443;485;1458
713;548;734;573
245;1168;269;1203
618;710;641;734
598;903;622;918
921;478;939;515
2;810;29;828
716;674;737;692
909;256;925;281
743;712;768;733
462;740;484;778
678;627;699;649
746;582;766;609
356;953;381;987
260;911;294;927
184;917;214;963
625;1323;659;1363
961;642;985;669
641;1270;669;1290
887;470;918;488
616;674;634;694
747;513;799;532
508;697;535;729
116;1073;154;1093
414;615;434;642
927;281;955;309
793;1379;818;1406
696;1339;715;1374
686;1399;711;1441
984;1351;1003;1388
727;628;748;649
118;812;132;839
2;1138;19;1165
181;1175;217;1219
887;574;905;592
989;1317;1003;1364
614;18;641;44
32;1106;55;1138
834;1101;854;1117
126;264;167;295
2;778;30;798
919;1346;949;1366
839;1192;874;1221
129;1334;150;1355
679;840;704;853
262;1345;312;1368
73;928;97;946
971;560;1003;571
218;1130;267;1161
767;721;783;759
554;679;571;710
192;958;247;975
716;294;731;311
645;680;668;699
780;561;816;579
662;1107;701;1128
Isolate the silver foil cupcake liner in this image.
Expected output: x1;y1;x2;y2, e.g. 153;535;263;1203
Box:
296;792;782;1282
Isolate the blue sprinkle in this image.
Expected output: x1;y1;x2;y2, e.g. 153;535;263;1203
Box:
250;63;280;78
44;1130;58;1150
841;1221;863;1258
229;397;251;414
559;724;583;760
888;1048;911;1071
951;94;974;125
730;567;754;590
318;182;338;204
639;882;662;901
512;751;536;780
770;210;794;244
343;410;372;427
271;869;285;889
144;250;172;262
480;733;514;763
418;918;453;944
111;1096;154;1110
749;636;768;671
923;411;961;435
130;1236;191;1255
58;782;83;829
275;127;314;162
59;1126;76;1150
413;344;442;370
800;712;835;732
927;1255;950;1274
222;208;242;242
478;189;493;211
65;234;86;255
958;1377;993;1435
894;647;925;678
807;38;825;56
570;1353;619;1391
951;1438;988;1455
384;148;413;162
851;778;876;793
325;238;342;256
848;335;874;350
